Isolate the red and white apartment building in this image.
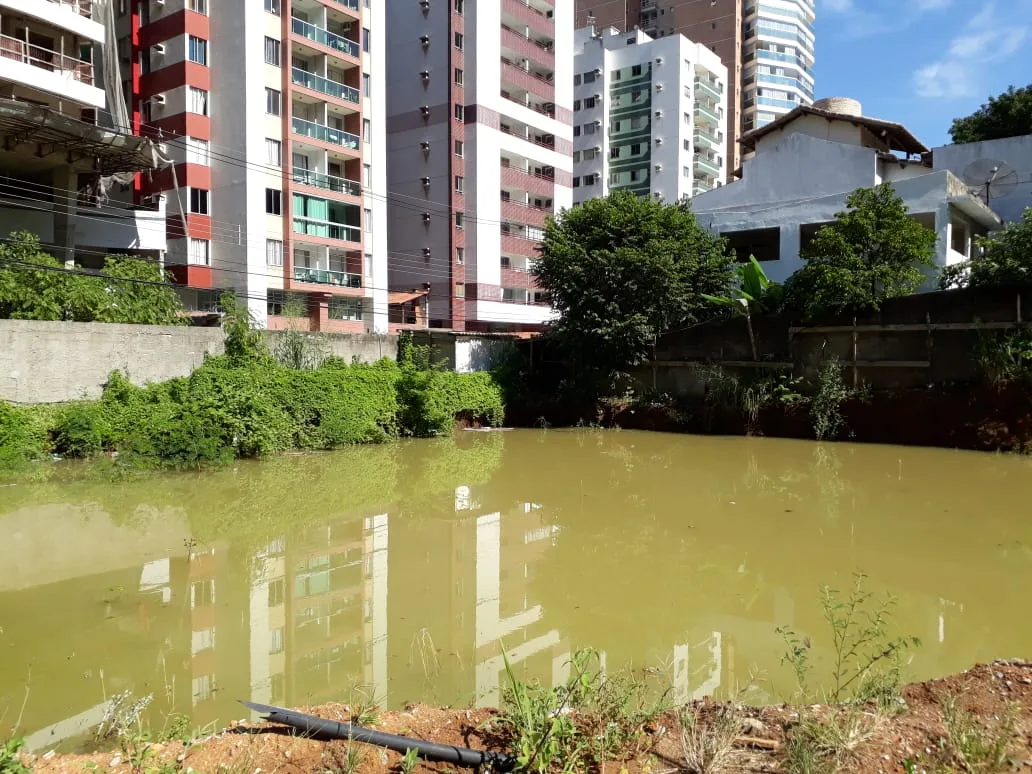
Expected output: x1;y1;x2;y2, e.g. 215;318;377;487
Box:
122;0;409;331
386;0;573;332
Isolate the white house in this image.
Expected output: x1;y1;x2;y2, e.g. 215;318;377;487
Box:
571;24;729;204
690;97;1002;286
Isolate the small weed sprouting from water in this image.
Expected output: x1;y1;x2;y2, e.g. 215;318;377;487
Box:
489;647;667;773
398;746;419;773
679;702;742;773
810;358;849;441
0;738;29;774
777;572;920;705
938;694;1019;773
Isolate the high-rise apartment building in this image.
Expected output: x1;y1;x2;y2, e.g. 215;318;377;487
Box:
386;0;574;332
126;0;390;331
572;25;728;205
0;0;167;265
574;0;815;180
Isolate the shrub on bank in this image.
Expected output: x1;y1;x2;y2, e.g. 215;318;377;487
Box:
0;355;505;470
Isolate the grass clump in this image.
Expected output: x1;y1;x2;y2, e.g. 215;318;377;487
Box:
679;702;743;774
0;738;29;774
974;328;1032;388
938;694;1019;773
783;708;881;774
490;647;667;773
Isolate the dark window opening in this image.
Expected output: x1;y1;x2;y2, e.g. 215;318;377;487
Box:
721;227;781;262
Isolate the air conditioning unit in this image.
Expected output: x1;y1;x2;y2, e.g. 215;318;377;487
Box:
655;56;664;64
419;0;429;9
420;70;430;81
593;145;602;153
501;256;511;267
594;92;602;100
421;176;430;187
654;163;662;171
151;93;166;105
151;43;165;55
422;212;431;223
154;0;164;5
655;83;663;91
655;137;663;145
419;34;430;46
654;109;662;117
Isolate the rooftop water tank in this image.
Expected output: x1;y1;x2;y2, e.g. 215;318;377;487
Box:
812;97;862;117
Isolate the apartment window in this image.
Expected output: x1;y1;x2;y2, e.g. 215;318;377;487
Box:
188;87;208;115
683;165;691;177
265;188;282;215
189;0;207;13
584;71;596;83
584;175;595;186
188;36;207;65
722;227;781;262
188;238;209;266
572;150;581;162
584;96;596;109
189;188;209;214
572;176;581;188
269;628;284;655
583;122;596;135
266;138;281;167
363;118;371;142
454;67;464;86
264;0;280;15
630;169;640;182
612;69;621;81
631;142;641;155
454;32;464;50
573;74;582;85
455;282;465;298
363;163;372;187
454;139;464;157
610;146;620;159
454;104;465;121
268;578;285;605
186;137;209;165
363;73;371;96
454;0;463;12
456;247;465;264
454;175;464;193
265;87;281;115
632;64;642;76
363;28;370;52
573;99;581;111
264;37;281;66
191;628;215;654
683;139;690;151
364;207;372;232
329;297;363;321
455;212;464;228
684;112;691;125
266;239;283;266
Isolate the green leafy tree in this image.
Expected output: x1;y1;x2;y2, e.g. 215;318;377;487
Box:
949;84;1032;144
784;185;938;321
0;231;186;324
534;190;733;387
702;255;782;360
939;207;1032;290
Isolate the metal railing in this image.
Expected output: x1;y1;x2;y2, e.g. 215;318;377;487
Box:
694;103;720;124
291;67;359;104
292;217;361;243
291;117;360;149
291;17;359;58
693;154;721;176
499;124;555;150
47;0;93;17
292;167;362;196
330;0;359;11
694;77;722;101
0;33;94;85
694;130;722;149
293;265;362;287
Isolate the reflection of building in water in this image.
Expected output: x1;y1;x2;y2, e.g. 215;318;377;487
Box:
670;633;723;704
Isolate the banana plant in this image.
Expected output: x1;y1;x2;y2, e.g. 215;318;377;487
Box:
701;255;777;361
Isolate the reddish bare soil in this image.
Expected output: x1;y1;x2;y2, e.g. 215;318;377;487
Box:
22;661;1032;774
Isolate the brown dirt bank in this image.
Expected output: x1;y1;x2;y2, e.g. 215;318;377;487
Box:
510;383;1032;452
21;661;1032;774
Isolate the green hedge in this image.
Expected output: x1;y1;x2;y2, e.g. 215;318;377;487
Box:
0;355;504;471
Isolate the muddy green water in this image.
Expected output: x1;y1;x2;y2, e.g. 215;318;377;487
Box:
2;430;1031;750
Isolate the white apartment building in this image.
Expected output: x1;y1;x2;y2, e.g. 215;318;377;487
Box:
691;98;1002;286
741;0;815;134
0;0;166;265
130;0;390;332
571;24;728;204
386;0;574;332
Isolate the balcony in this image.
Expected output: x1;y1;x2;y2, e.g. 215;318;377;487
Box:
292;117;360;150
693;129;722;151
694;154;721;176
500;163;555;197
692;182;710;197
46;0;93;17
293;217;361;243
291;67;359;105
0;31;95;84
694;77;721;101
499;124;555;151
694;103;720;125
756;96;798;111
291;17;359;58
500;58;554;102
500;24;554;69
501;0;554;37
293;266;361;288
501;198;550;226
327;0;359;12
292;167;361;196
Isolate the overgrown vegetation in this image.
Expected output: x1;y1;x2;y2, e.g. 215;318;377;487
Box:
0;231;186;325
974;328;1032;387
489;647;667;773
949;84;1032;144
702;254;783;361
810;358;849;441
0;738;29;774
938;694;1019;773
0;296;504;472
940;208;1032;291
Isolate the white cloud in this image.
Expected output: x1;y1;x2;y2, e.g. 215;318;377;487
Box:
913;2;1029;99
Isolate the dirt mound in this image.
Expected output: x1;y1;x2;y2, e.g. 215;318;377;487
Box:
21;662;1032;773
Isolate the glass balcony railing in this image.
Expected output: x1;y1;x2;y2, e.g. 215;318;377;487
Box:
291;18;359;57
292;265;362;287
292;167;362;196
291;117;360;150
694;77;722;101
330;0;359;11
694;155;721;176
694;103;720;125
692;182;710;196
756;95;798;110
293;217;361;243
291;67;359;104
693;130;722;150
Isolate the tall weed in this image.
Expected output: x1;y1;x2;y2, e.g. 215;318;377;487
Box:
810;358;848;441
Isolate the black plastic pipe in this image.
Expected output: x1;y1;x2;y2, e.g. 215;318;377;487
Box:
239;700;516;771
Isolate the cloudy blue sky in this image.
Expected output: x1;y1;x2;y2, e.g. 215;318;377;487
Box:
813;0;1031;148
